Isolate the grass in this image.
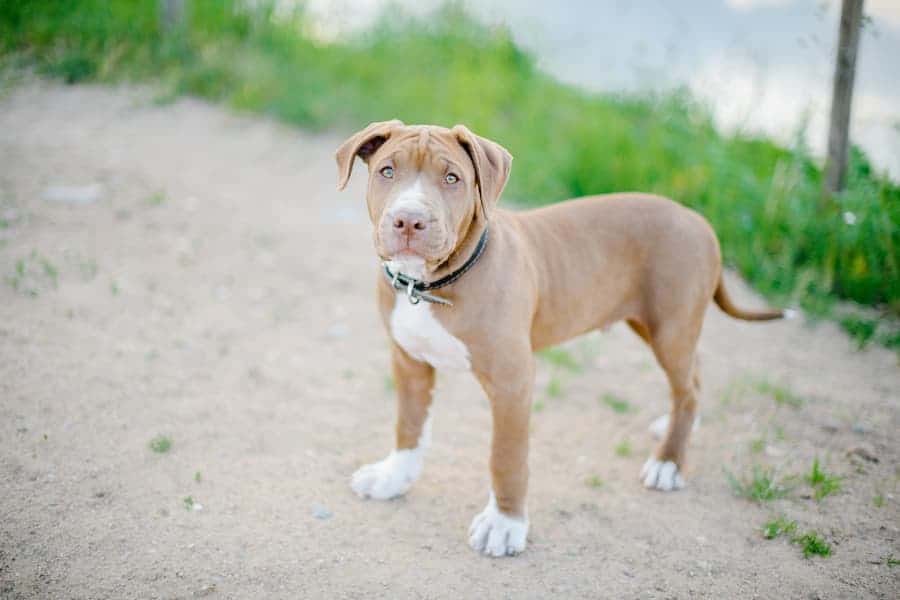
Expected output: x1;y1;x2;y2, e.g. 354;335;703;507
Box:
873;493;884;508
149;434;172;453
537;345;583;401
5;250;58;296
182;495;195;510
545;376;564;399
584;475;604;489
806;458;842;501
601;393;630;414
537;347;582;373
145;190;166;206
194;470;202;483
1;1;898;347
614;439;632;457
762;516;797;539
726;466;790;502
721;375;805;409
794;531;832;558
762;516;831;558
753;380;805;409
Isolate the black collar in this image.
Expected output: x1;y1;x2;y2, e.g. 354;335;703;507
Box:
383;228;489;306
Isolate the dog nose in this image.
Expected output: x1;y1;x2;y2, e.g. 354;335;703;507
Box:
391;209;428;234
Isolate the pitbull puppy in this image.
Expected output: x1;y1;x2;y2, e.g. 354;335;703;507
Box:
335;121;785;557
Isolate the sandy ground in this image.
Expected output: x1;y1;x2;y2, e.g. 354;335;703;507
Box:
0;81;897;599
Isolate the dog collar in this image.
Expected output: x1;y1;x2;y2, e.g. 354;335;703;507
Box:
383;228;489;306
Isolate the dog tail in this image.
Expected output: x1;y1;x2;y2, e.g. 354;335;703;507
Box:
713;276;787;322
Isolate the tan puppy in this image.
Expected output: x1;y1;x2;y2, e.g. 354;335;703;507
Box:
335;121;785;557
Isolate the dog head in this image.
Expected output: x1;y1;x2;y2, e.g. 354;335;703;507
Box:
335;121;511;277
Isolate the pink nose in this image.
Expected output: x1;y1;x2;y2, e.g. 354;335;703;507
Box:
391;209;428;234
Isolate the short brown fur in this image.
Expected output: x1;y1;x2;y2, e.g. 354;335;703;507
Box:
337;121;784;531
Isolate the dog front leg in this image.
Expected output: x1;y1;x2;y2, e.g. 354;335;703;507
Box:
468;355;533;557
351;343;435;500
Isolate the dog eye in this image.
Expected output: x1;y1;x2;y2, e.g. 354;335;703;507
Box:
380;166;394;179
444;173;459;184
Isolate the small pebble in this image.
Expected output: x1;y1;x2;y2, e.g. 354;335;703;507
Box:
852;422;873;435
312;504;333;520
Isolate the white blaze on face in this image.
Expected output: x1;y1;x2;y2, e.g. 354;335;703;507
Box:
389;176;428;215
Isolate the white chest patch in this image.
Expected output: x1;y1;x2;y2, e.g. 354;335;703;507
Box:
390;294;470;372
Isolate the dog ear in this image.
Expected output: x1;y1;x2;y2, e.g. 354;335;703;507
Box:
452;124;512;217
335;120;404;190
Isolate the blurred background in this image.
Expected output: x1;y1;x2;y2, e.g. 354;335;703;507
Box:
2;3;899;597
1;0;897;346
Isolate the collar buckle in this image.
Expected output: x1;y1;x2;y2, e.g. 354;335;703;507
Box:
405;279;421;305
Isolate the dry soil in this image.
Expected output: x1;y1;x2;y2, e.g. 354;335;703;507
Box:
1;81;898;599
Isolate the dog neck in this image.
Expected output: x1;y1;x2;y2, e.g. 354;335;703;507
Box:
429;217;489;285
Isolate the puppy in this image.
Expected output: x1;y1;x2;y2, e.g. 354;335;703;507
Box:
335;121;785;557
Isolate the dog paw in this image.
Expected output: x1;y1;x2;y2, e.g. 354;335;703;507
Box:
350;449;423;500
640;457;685;491
468;494;528;557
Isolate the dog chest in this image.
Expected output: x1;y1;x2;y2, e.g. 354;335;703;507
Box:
389;294;470;372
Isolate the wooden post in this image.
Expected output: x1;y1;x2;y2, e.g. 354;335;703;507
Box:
824;0;864;196
160;0;185;31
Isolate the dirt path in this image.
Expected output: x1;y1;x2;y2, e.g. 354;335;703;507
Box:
0;81;897;599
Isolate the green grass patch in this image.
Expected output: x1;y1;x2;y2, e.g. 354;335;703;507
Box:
794;531;831;558
727;466;791;502
537;346;582;373
2;0;898;346
182;495;195;510
749;437;767;454
762;516;831;558
839;313;900;350
873;493;884;508
149;434;172;453
194;470;202;483
601;393;630;414
614;439;632;457
721;375;805;408
532;399;545;413
545;376;564;399
5;250;59;296
806;458;842;501
584;475;604;489
762;516;797;539
145;190;166;206
753;379;805;409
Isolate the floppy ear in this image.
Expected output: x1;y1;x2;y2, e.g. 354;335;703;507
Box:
334;120;404;190
452;124;512;217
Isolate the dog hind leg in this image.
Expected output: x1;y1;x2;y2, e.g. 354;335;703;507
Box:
639;317;703;491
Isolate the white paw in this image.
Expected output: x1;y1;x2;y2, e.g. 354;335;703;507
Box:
648;413;701;440
640;457;685;491
351;449;423;500
468;493;528;557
